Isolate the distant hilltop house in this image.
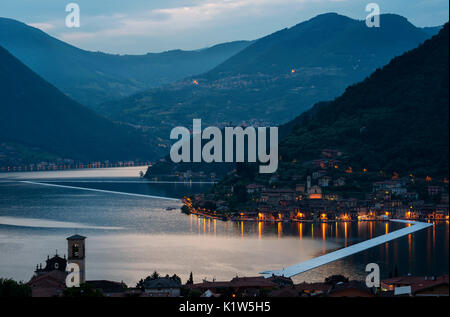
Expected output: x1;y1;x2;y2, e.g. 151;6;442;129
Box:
313;158;342;169
333;177;346;187
318;176;332;187
321;149;343;158
312;170;327;180
246;183;266;194
428;185;444;197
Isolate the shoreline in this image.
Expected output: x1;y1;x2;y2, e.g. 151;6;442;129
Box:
185;209;446;224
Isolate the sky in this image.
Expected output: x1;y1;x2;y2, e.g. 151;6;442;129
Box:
0;0;448;54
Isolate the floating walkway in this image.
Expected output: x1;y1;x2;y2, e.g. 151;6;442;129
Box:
20;180;181;201
260;219;433;278
31;180;216;184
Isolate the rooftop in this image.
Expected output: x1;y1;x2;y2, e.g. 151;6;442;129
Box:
66;234;87;240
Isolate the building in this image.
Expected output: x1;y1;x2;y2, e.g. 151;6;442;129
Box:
321;149;342;158
312;170;327;180
67;234;87;284
428;186;444;197
372;180;407;195
295;183;306;193
144;277;182;297
86;280;127;297
246;184;265;194
34;253;67;276
308;185;323;200
333;177;346;187
328;281;374;297
27;270;67;297
189;276;292;297
261;188;296;203
381;275;449;296
269;282;330;297
318;176;332;187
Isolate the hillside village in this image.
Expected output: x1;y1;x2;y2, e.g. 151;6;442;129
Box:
184;148;449;222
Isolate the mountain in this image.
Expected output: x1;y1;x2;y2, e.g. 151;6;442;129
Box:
278;23;449;178
0;17;251;107
101;13;435;150
421;25;443;37
200;22;448;213
0;45;156;164
207;13;432;76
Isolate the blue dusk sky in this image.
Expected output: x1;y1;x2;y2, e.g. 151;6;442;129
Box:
0;0;448;54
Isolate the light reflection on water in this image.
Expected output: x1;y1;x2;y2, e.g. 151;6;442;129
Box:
0;168;448;286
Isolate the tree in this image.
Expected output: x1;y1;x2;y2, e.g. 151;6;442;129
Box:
170;274;182;285
181;205;190;214
0;278;31;297
186;272;194;285
136;271;162;289
150;271;160;280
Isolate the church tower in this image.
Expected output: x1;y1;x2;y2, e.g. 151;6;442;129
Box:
307;175;311;193
67;235;87;283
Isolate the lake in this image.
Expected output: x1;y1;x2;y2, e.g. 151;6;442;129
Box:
0;167;448;286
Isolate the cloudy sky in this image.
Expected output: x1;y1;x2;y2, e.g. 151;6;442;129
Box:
1;0;448;54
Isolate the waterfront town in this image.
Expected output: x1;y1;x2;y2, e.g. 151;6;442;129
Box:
3;235;446;297
182;149;449;222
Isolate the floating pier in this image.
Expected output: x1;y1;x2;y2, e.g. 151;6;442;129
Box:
260;219;433;278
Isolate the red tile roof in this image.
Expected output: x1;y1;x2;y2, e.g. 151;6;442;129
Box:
381;275;449;294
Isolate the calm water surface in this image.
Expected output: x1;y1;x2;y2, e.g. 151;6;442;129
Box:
0;167;448;286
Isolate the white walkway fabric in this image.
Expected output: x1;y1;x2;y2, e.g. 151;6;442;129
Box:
260;219;433;278
20;180;181;201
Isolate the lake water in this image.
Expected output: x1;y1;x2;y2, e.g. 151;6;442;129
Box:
0;167;448;286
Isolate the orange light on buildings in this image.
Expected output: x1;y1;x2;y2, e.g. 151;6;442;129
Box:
363;168;367;173
321;213;327;220
345;167;353;174
425;176;432;182
291;69;295;73
193;80;199;85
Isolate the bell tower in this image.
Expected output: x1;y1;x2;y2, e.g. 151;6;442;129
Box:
67;234;87;284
